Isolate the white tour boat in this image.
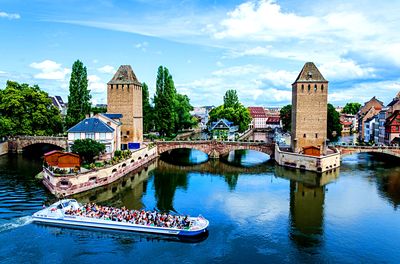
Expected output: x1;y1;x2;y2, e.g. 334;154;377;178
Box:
32;199;209;237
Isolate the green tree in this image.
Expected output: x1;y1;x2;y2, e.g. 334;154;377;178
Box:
327;103;342;140
153;66;195;136
280;104;292;132
0;81;62;137
66;60;91;129
175;93;197;130
342;102;362;115
223;89;239;108
90;105;107;115
70;138;105;163
142;82;154;133
208;90;251;133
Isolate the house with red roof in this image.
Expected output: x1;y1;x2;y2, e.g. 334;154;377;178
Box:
248;107;268;129
385;110;400;145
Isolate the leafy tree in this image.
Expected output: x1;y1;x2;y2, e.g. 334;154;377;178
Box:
70;138;105;163
0;81;62;137
342;102;362;115
90;106;107;115
208;90;251;133
175;93;197;130
327;103;342;140
280;104;292;132
142;82;154;133
66;60;91;129
223;89;239;108
153;66;194;136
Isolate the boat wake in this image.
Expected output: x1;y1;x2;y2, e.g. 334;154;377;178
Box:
0;216;33;233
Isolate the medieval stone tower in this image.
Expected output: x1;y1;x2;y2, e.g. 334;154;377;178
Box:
107;65;143;148
291;62;328;153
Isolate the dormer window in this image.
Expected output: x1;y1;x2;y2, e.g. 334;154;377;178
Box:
307;71;312;79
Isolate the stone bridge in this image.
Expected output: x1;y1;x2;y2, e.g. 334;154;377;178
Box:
8;136;68;153
156;140;275;159
336;145;400;159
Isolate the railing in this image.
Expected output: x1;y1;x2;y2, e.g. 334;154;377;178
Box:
9;135;67;140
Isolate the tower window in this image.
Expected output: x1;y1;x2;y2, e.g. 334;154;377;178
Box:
127;130;130;135
315;133;318;138
321;84;324;91
301;84;304;92
308;84;311;91
314;84;317;92
303;134;306;138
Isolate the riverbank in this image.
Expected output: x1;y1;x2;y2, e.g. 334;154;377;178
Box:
0;142;8;156
42;145;157;197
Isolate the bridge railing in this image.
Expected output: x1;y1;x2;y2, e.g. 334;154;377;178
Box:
335;145;400;150
156;140;274;145
9;135;67;140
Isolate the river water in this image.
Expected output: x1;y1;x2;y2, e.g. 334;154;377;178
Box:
0;150;399;263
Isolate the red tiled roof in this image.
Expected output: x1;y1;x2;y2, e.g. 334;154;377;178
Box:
266;116;280;123
248;107;267;118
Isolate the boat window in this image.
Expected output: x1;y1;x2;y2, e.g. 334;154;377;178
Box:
57;204;63;209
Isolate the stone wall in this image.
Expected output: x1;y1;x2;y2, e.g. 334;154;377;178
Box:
107;83;143;144
275;145;340;173
0;142;8;156
43;146;156;197
292;82;328;153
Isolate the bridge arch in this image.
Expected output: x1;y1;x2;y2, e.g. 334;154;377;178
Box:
156;141;275;159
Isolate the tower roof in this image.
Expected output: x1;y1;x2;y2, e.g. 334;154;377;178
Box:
293;62;327;83
108;65;141;85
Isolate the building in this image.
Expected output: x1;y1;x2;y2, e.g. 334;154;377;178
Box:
191;106;214;130
96;113;122;152
209;119;238;140
340;113;356;135
49;95;67;116
363;115;376;143
107;65;143;149
67;117;118;155
291;62;328;154
266;116;281;129
248;106;268;129
385;110;400;145
387;92;400;115
378;108;388;145
357;97;383;141
265;107;281;117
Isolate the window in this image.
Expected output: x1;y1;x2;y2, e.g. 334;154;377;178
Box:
321;84;324;91
74;133;81;140
85;133;95;139
99;133;106;140
126;130;130;135
315;133;318;138
303;134;306;138
314;84;317;92
301;84;304;92
308;84;311;91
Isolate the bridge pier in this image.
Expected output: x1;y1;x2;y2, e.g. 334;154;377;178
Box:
209;149;220;159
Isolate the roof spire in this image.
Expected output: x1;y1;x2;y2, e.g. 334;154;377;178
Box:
293;62;327;83
108;65;141;85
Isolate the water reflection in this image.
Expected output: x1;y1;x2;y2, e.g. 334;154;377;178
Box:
225;149;270;167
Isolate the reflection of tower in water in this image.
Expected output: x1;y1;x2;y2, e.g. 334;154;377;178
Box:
289;181;325;247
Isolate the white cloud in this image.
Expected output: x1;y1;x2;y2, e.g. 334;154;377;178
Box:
29;60;70;80
97;65;115;74
212;64;260;77
0;11;20;20
320;59;375;81
88;74;106;94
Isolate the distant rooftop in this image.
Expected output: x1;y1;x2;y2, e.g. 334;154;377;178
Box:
293;62;327;83
248;106;267;118
108;65;141;85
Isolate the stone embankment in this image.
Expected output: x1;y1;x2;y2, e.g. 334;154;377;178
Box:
0;142;8;156
43;146;157;197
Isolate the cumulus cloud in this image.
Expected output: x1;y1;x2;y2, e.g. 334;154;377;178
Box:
30;60;70;80
88;74;106;94
0;11;20;19
320;59;375;81
97;65;115;74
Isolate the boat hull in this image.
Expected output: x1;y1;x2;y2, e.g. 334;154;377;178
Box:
32;215;208;237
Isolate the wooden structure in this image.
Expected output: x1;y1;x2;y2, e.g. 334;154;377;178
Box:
44;151;81;168
302;146;321;157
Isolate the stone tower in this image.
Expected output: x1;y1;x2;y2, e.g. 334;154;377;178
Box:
107;65;143;149
291;62;328;153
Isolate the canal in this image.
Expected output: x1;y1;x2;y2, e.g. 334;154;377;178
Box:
0;150;399;263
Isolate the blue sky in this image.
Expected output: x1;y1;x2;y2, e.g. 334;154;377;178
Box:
1;0;399;107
